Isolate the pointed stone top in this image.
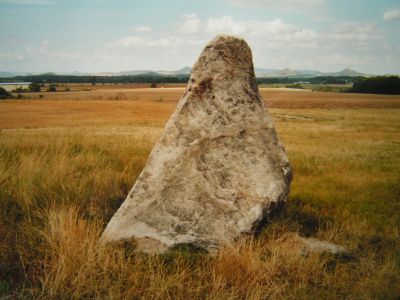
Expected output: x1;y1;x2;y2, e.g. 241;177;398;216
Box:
184;34;258;106
191;35;254;82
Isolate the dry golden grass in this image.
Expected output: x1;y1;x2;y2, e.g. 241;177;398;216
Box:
23;86;400;108
261;88;400;109
0;99;175;128
0;88;399;299
1;88;400;129
43;83;187;92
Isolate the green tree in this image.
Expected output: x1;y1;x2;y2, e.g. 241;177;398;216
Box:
0;87;12;99
29;82;41;92
47;84;57;92
351;76;400;95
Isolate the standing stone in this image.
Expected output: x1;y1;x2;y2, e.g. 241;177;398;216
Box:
101;35;292;253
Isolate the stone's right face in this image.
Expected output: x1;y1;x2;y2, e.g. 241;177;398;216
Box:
101;35;292;254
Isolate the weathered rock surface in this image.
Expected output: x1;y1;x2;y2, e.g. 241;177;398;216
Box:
101;35;292;253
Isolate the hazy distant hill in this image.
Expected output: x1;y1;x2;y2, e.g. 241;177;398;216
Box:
88;67;369;78
0;67;372;79
323;68;368;77
173;66;192;75
255;68;323;78
254;68;369;78
0;72;15;77
0;71;34;78
88;66;193;77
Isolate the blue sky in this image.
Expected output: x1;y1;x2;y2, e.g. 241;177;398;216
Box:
0;0;399;74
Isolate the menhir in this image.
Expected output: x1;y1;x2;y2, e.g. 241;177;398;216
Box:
101;35;292;253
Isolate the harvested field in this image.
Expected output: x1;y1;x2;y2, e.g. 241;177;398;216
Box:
1;88;400;129
0;87;399;299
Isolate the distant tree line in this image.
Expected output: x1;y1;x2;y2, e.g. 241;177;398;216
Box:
0;87;23;99
0;87;12;99
0;73;189;84
256;76;362;85
0;74;363;85
1;74;399;94
349;76;400;95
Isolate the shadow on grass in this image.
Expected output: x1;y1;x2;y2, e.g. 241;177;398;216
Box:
263;195;334;238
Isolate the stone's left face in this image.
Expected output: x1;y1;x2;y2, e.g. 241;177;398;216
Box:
101;35;292;254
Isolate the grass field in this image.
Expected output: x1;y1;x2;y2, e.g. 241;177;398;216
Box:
0;87;400;299
261;83;353;93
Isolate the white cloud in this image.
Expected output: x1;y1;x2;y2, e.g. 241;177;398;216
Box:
299;54;379;70
0;52;24;61
383;8;400;21
205;17;318;42
171;14;394;72
174;15;382;50
176;13;202;34
2;12;395;74
27;15;386;73
176;15;318;46
27;41;81;60
110;36;183;49
205;16;246;35
326;23;383;43
0;0;51;4
226;0;325;14
131;25;152;32
26;40;49;55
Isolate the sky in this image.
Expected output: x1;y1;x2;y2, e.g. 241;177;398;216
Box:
0;0;399;74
